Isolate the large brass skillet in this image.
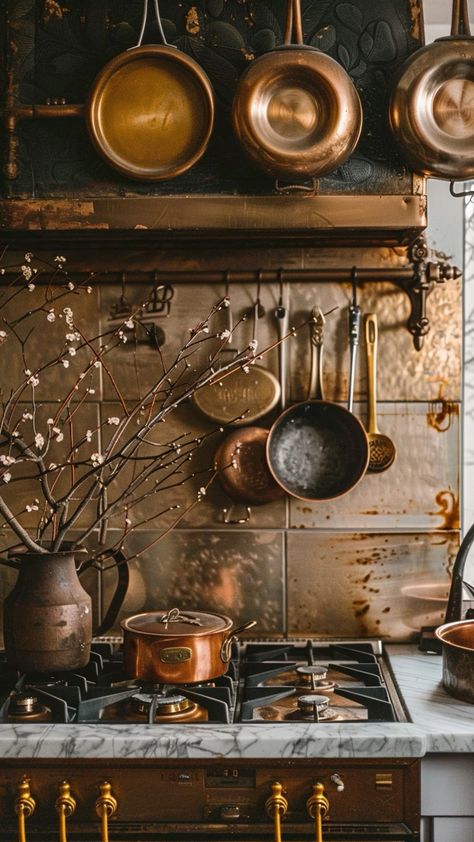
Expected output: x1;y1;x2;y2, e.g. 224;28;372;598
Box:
389;0;474;181
232;0;363;179
87;0;214;181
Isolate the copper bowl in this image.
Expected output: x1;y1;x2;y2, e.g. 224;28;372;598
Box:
435;619;474;704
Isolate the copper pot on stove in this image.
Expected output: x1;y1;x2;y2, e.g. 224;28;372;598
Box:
121;608;256;683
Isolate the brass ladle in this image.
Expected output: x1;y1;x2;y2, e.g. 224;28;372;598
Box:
364;313;396;472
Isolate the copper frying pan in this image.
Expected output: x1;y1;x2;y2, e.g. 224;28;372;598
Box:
86;0;214;181
232;0;362;179
389;0;474;181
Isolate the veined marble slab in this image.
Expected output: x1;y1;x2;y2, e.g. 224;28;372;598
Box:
0;646;471;759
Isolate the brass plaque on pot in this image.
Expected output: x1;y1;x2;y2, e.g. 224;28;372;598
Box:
160;647;192;664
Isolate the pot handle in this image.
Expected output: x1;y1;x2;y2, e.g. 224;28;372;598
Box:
450;181;474;198
307;306;325;401
451;0;471;37
221;619;257;662
136;0;176;49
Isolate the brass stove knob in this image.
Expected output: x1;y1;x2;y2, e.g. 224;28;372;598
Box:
15;777;36;842
265;782;288;842
306;782;330;842
55;781;76;842
96;782;118;842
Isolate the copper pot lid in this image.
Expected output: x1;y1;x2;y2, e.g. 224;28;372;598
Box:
121;608;232;636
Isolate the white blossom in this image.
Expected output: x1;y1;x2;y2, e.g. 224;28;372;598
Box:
2;472;11;483
67;282;75;291
24;369;31;376
0;455;15;466
125;517;132;526
107;417;120;426
21;264;33;281
94;360;101;368
35;433;45;450
46;310;56;323
68;347;76;356
87;388;95;395
91;452;104;467
55;432;64;443
48;463;57;470
22;411;33;421
28;374;40;387
124;318;134;329
66;332;79;342
62;359;70;369
47;418;54;425
55;255;66;264
85;430;93;442
86;286;92;294
24;252;33;263
27;283;35;292
26;503;39;512
218;329;231;340
248;339;258;352
199;486;207;496
0;330;7;344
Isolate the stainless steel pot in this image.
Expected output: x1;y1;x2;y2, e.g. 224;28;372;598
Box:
435;619;474;704
121;608;256;683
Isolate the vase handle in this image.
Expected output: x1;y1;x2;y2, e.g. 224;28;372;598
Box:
92;549;130;637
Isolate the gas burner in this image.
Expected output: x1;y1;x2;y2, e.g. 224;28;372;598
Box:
123;692;208;723
131;693;191;717
7;692;51;722
295;694;338;721
295;665;336;692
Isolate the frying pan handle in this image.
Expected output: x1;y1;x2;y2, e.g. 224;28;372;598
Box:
307;307;325;401
451;0;471;37
137;0;176;49
348;303;361;413
221;620;257;662
450;181;474;197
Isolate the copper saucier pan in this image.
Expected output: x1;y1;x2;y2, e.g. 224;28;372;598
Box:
232;0;362;179
86;0;214;181
121;608;256;683
389;0;474;182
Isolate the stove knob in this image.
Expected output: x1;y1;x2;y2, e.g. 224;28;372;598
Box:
96;782;118;842
15;776;36;842
55;781;76;842
220;804;241;821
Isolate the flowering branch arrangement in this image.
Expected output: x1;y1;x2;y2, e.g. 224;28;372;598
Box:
0;251;284;571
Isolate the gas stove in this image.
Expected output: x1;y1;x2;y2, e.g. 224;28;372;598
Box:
0;638;408;726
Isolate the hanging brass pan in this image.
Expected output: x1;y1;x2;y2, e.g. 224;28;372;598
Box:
232;0;362;179
389;0;474;180
86;0;214;181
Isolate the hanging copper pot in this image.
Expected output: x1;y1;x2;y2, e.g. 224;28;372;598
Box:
389;0;474;181
232;0;362;179
86;0;214;181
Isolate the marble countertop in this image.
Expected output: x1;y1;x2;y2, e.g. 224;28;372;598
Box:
0;645;472;759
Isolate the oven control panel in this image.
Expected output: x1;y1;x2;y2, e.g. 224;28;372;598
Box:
0;758;420;839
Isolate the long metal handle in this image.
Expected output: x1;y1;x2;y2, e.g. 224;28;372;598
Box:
275;291;289;410
306;783;330;842
137;0;173;48
308;307;325;401
451;0;471;37
364;313;379;434
15;777;35;842
55;781;76;842
221;619;257;662
265;782;289;842
348;303;361;412
96;783;118;842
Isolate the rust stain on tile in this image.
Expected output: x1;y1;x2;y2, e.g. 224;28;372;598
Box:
433;490;460;530
427;396;459;432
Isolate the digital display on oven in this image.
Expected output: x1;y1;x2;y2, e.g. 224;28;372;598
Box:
206;768;255;788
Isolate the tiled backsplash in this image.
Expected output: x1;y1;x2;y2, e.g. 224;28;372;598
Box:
0;250;462;643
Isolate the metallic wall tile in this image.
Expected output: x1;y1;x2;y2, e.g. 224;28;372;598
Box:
0;283;101;400
100;529;284;636
98;399;287;531
289;279;461;403
290;402;460;531
287;531;459;641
